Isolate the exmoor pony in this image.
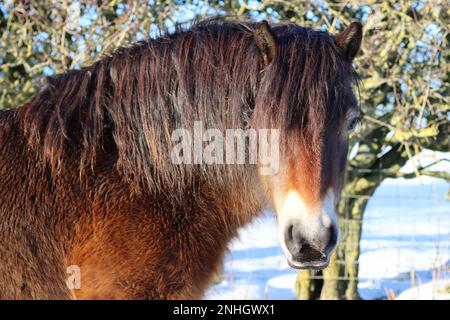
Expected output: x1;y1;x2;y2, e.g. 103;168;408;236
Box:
0;19;362;299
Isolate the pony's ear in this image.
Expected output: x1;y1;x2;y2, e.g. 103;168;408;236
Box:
254;20;277;66
336;21;363;61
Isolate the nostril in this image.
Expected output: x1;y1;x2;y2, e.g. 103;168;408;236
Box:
285;224;294;242
325;225;338;253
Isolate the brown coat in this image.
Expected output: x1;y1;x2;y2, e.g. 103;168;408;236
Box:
0;18;360;299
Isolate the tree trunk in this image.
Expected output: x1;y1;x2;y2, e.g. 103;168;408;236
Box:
294;269;322;300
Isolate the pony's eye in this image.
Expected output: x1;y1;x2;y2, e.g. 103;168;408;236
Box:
347;116;360;132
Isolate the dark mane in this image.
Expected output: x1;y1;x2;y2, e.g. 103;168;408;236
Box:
18;18;356;194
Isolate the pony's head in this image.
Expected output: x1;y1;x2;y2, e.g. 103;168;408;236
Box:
252;21;362;269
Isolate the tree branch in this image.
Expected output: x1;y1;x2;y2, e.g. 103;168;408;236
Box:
394;159;450;180
396;170;450;180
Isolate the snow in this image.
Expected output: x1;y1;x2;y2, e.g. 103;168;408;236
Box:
358;176;449;300
206;152;449;300
396;279;450;300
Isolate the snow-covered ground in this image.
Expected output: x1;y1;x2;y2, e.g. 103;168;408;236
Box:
206;152;449;300
358;176;449;300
